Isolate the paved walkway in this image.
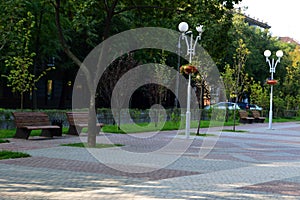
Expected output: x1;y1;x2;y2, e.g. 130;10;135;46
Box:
0;122;300;199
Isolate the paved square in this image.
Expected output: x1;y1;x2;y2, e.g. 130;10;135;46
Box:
0;122;300;199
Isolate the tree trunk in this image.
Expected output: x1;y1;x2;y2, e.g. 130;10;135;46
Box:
233;62;242;131
20;92;24;111
87;95;97;147
196;79;204;135
32;8;44;110
58;70;67;108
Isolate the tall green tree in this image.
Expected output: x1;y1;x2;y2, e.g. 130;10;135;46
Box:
52;0;242;147
282;45;300;110
2;12;54;109
1;0;64;109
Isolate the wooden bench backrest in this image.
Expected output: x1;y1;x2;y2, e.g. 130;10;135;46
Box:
66;112;90;125
238;110;249;118
252;110;262;118
13;112;51;127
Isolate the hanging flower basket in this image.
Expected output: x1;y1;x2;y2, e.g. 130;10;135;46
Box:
180;65;198;74
266;79;277;85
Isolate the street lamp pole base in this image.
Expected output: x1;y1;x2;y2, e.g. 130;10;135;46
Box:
268;110;273;130
185;111;191;139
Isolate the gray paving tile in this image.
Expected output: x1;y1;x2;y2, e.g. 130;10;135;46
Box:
0;122;300;199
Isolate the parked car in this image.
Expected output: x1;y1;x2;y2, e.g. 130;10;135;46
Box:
237;102;250;110
249;104;263;111
204;102;240;110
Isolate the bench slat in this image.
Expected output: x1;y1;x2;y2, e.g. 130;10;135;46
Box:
22;125;60;130
13;112;61;139
238;110;254;124
66;112;104;135
251;110;266;123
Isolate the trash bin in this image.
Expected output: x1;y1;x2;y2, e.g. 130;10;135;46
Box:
51;119;63;136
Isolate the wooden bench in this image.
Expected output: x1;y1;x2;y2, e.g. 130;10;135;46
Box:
251;110;266;123
12;112;61;139
238;110;254;124
66;112;104;135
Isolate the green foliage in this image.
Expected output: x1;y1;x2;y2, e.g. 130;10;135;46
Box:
0;0;28;57
2;12;54;109
221;12;300;115
2;12;36;98
0;150;31;160
249;80;268;110
101;117;242;133
0;129;68;138
221;38;250;101
273;95;285;117
224;14;273;83
0;139;9;143
282;45;300;101
170;109;181;123
152;51;173;106
221;64;235;99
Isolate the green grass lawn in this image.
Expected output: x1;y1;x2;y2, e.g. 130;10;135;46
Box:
0;139;9;143
102;120;237;133
0;127;69;139
0;117;299;137
0;150;31;160
221;129;248;133
268;116;300;123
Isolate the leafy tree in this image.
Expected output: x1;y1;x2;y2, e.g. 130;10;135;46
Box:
282;45;300;111
52;0;242;146
221;64;235;100
0;0;29;70
221;38;250;130
249;80;268;110
1;0;64;109
221;38;250;102
224;14;274;83
2;12;54;109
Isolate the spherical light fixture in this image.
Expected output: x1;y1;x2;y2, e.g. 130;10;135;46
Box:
178;22;189;33
276;50;283;58
264;50;271;57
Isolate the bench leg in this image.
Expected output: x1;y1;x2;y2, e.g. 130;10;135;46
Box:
14;128;31;139
239;118;246;124
67;125;82;135
51;127;62;136
41;129;54;138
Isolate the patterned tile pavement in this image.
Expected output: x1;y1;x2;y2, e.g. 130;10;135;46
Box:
0;121;299;199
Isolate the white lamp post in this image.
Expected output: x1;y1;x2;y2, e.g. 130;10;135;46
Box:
264;49;283;129
178;22;203;138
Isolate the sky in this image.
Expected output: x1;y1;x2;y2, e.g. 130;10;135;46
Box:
236;0;300;42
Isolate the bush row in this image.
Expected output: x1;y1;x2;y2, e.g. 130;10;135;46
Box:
0;108;299;129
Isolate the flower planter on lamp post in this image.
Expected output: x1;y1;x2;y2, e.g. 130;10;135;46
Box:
180;65;198;74
266;79;278;85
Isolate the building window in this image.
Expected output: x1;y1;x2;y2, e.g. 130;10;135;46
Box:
47;80;53;100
